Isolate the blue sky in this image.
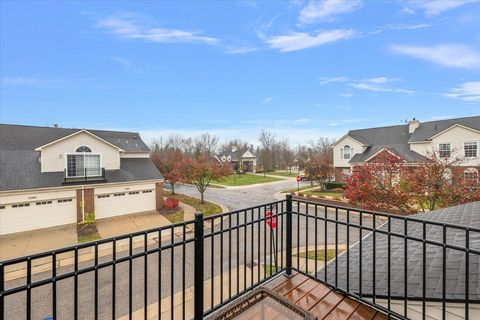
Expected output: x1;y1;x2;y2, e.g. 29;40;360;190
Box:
1;0;479;145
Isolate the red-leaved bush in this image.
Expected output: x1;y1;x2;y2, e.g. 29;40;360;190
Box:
164;197;179;209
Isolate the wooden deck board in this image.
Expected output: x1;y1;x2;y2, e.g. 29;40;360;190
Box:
266;274;387;320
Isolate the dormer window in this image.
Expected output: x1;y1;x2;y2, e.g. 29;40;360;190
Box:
341;145;354;160
66;146;101;178
76;145;92;153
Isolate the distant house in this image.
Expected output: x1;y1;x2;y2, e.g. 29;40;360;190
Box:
332;116;480;182
216;146;257;173
0;124;164;235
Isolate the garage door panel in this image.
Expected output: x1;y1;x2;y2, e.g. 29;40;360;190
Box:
95;190;155;219
0;200;76;235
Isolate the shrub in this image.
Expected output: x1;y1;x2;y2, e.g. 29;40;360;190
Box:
164;197;179;209
79;212;95;225
325;181;344;190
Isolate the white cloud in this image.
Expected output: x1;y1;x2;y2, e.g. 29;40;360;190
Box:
97;15;219;45
390;44;480;69
295;118;312;123
387;23;431;30
444;82;480;102
299;0;362;24
111;56;142;73
224;46;258;54
319;76;416;94
319;76;350;84
262;97;274;104
1;74;86;88
402;0;479;16
340;92;353;97
266;29;356;52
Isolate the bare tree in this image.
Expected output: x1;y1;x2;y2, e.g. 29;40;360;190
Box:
278;138;295;172
258;130;276;176
194;133;219;157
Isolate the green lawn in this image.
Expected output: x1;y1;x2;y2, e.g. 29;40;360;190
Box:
294;248;345;261
78;234;101;244
301;188;343;199
165;191;222;216
270;170;300;177
262;264;280;277
281;184;320;194
163;208;185;223
212;173;283;186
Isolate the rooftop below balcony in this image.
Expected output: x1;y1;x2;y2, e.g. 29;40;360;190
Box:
260;271;386;320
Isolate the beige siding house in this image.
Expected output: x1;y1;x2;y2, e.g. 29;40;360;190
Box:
332;116;480;182
0;124;164;235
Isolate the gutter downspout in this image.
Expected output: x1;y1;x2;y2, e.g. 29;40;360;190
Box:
81;185;85;222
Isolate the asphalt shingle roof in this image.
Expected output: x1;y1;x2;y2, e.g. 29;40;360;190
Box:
409;116;480;143
344;116;480;164
349;144;427;164
319;201;480;301
0;124;150;152
0;124;162;191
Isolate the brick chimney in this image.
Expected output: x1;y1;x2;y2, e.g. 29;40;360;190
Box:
231;145;238;152
408;118;420;134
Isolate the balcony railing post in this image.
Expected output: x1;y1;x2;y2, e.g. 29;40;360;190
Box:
194;213;204;320
285;194;293;276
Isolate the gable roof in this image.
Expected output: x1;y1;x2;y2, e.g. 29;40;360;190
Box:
331;134;369;147
340;116;480;164
409;116;480;143
34;129;125;152
348;124;411;146
217;149;256;162
0;124;150;152
349;144;427;164
0;124;161;191
320;201;480;301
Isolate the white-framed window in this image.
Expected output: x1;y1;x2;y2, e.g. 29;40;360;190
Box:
438;143;451;158
341;145;354;160
464;142;478;158
464;168;479;181
76;145;92;152
66;145;101;178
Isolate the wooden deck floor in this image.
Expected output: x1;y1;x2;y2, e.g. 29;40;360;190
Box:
262;272;387;320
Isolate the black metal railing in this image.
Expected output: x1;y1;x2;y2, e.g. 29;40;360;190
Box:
63;167;106;184
290;197;480;320
1;195;478;320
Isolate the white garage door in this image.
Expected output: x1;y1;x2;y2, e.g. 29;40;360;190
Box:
95;189;155;219
0;198;77;235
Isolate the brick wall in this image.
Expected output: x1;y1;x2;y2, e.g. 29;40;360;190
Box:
76;188;95;222
156;182;164;211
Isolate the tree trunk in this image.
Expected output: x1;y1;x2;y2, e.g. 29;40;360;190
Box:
200;191;204;204
172;183;175;195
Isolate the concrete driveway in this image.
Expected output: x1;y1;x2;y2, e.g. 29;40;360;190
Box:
0;224;78;261
0;211;173;261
